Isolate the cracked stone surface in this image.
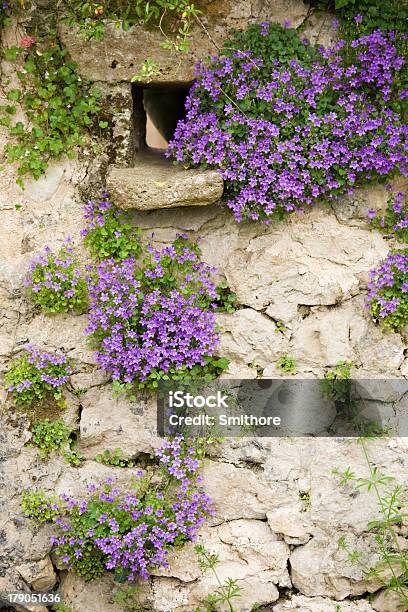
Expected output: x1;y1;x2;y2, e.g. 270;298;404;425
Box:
274;595;375;611
0;143;407;610
78;386;161;459
0;3;408;610
106;156;224;211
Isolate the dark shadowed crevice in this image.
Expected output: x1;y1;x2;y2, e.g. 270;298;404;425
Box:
132;83;191;153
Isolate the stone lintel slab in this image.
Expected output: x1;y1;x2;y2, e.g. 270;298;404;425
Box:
58;1;310;84
106;159;223;211
58;22;209;84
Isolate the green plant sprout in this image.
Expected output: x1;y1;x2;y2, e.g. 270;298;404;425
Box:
214;280;237;314
276;354;297;375
334;438;408;607
195;544;243;612
95;448;135;468
31;418;72;458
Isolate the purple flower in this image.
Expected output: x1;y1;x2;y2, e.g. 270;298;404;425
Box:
85;237;220;387
367;250;408;330
25;242;87;313
5;346;71;405
48;436;213;582
167;25;407;224
260;21;269;36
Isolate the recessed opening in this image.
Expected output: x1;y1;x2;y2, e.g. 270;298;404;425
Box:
132;83;190;153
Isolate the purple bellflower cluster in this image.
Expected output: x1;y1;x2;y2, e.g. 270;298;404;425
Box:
367;250;408;330
47;436;214;582
167;22;407;223
25;238;88;313
5;345;71;405
85;233;223;388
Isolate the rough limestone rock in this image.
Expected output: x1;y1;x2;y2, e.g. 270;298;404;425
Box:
355;379;408;403
152;541;202;583
267;507;312;545
22;159;77;203
274;595;375;611
372;588;408;612
217;308;289;370
69;368;111;391
261;438;408;535
216;519;290;586
400;359;408;377
290;533;395;599
224;209;388;321
59;0;311;83
78;386;161;459
291;299;405;371
291;301;362;365
187;520;290;608
202;459;292;522
106;159;223;211
0;155;88;309
16;556;57;592
332;179;407;227
0;332;14;357
60;572;127;612
19;313;96;366
1;3;408;609
54;461;141;500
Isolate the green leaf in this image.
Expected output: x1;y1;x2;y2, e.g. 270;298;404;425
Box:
4;46;19;61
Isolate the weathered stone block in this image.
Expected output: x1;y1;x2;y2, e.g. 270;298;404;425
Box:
16;557;57;592
78;386;161;459
107;158;223;210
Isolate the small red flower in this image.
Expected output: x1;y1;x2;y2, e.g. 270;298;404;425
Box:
20;36;36;49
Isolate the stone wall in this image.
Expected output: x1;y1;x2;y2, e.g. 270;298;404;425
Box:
0;1;407;611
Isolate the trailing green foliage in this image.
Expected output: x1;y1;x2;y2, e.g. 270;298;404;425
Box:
112;585;153;611
31;418;72;458
52;605;72;612
194;544;244;611
63;447;84;466
214;280;237;314
81;193;142;260
0;0;14;29
321;361;354;404
227;20;321;67
22;489;60;523
0;38;101;186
